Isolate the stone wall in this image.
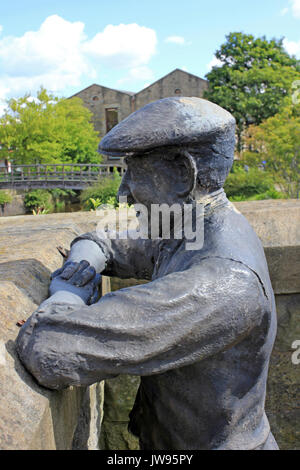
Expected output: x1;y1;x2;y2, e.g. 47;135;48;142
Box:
0;200;299;450
73;84;133;141
234;200;300;450
0;190;26;217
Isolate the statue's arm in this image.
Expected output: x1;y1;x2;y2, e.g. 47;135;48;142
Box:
16;257;269;390
69;232;160;280
38;234;159;310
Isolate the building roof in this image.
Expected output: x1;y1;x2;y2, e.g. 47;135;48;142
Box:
70;83;135;98
135;68;208;96
70;69;208;99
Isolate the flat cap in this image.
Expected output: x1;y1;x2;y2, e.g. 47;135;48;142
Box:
99;97;235;156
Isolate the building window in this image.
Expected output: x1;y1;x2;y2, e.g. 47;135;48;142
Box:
174;88;181;95
92;96;99;101
105;108;119;133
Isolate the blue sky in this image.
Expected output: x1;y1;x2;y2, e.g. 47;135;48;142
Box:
0;0;300;113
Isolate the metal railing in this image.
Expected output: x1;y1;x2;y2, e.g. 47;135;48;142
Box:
0;163;126;190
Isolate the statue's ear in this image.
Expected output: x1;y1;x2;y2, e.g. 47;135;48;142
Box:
176;150;197;198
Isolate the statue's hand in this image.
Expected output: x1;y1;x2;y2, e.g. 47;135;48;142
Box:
50;260;102;305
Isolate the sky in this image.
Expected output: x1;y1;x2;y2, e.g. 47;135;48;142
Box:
0;0;300;115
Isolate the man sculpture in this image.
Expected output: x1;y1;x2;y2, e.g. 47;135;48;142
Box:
16;97;278;450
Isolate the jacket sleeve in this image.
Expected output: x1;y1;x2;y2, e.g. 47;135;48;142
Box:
16;257;270;390
71;231;161;280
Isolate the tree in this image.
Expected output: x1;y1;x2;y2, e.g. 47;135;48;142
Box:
0;88;100;165
204;32;300;152
243;100;300;199
223;164;282;201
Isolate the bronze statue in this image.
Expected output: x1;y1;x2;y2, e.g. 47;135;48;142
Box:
16;97;278;450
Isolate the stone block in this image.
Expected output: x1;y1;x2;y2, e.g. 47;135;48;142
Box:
103;375;140;422
72;382;105;450
235;200;300;295
0;278;104;450
265;294;300;450
100;421;139;450
0;260;50;305
0;281;56;450
100;375;140;450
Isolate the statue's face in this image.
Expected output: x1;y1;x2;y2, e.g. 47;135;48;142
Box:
118;152;193;211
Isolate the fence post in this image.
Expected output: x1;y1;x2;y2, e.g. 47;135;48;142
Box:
11;166;15;185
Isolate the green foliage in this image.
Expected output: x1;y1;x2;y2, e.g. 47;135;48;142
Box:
80;170;122;210
24;189;54;214
24;187;78;214
0;190;13;205
32;208;49;216
224;164;284;201
0;87;100;165
50;188;76;200
243;101;300;199
204;32;300;151
88;198;103;211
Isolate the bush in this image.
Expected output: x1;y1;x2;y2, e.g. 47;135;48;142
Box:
80;170;122;210
224;164;284;201
24;189;54;214
24;188;78;214
0;190;13;205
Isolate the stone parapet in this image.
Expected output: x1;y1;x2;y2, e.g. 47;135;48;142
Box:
235;199;300;295
0;211;104;450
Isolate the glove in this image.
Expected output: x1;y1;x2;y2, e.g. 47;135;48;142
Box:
50;259;102;305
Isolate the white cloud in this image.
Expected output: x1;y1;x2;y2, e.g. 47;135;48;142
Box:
283;38;300;57
0;16;157;114
280;7;289;15
165;36;185;45
279;1;300;18
0;14;92;104
0;25;2;34
117;66;154;85
83;23;157;68
291;0;300;18
207;57;223;70
0;83;10;115
126;66;154;81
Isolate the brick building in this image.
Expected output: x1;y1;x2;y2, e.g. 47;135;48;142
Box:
70;68;208;164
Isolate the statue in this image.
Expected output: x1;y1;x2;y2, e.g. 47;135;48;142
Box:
16;97;279;450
